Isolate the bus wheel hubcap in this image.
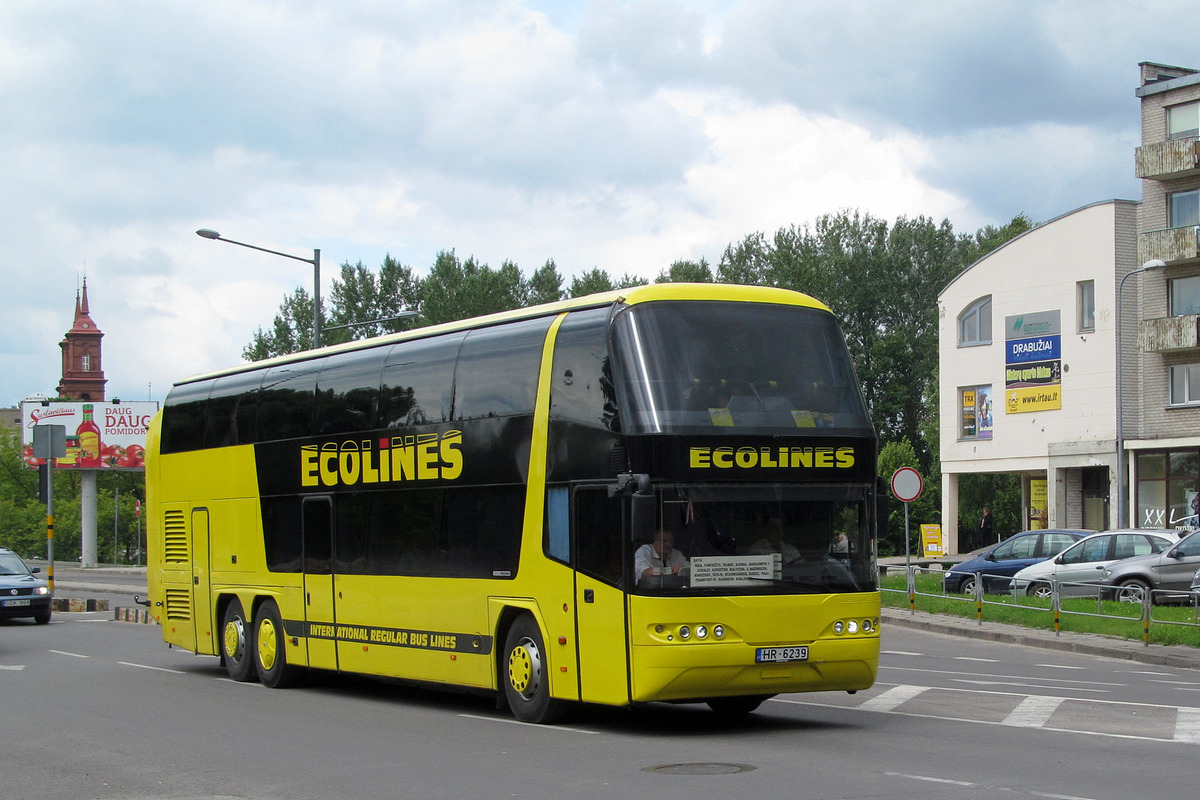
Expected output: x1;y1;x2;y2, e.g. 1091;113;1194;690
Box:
508;638;541;698
224;619;244;659
258;618;278;670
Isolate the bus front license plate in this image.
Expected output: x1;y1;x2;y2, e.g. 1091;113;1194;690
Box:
3;599;30;607
756;646;808;663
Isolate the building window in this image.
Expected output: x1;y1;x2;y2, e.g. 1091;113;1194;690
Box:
1170;275;1200;317
1168;101;1200;140
959;385;993;440
1077;280;1095;333
958;296;991;347
81;354;90;372
1169;189;1200;229
1135;450;1200;529
1170;364;1200;405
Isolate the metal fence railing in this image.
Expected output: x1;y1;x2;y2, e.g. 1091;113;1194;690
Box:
880;565;1200;646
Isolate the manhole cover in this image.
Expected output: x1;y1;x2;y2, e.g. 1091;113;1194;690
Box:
643;763;756;775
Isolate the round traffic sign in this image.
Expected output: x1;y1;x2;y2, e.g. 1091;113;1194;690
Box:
890;467;923;503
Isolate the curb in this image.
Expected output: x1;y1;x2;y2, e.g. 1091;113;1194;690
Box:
114;606;156;624
882;608;1200;670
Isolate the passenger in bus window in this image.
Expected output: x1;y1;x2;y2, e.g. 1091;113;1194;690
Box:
748;515;801;563
635;529;688;584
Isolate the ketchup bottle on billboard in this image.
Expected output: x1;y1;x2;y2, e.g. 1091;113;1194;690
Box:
77;403;102;467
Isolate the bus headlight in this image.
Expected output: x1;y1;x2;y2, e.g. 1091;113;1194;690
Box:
695;625;708;639
833;621;845;634
713;625;725;639
847;620;859;634
679;625;691;640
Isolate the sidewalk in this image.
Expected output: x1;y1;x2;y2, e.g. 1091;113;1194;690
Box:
883;607;1200;670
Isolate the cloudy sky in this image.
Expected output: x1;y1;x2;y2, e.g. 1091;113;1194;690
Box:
1;0;1193;408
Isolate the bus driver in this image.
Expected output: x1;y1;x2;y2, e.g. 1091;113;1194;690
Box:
635;529;688;585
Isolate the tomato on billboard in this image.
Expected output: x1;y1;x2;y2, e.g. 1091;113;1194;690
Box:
20;401;158;470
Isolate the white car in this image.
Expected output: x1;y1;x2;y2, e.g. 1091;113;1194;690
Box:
1010;529;1182;598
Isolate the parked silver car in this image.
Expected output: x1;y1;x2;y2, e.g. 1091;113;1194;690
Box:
1100;530;1200;603
1010;529;1180;598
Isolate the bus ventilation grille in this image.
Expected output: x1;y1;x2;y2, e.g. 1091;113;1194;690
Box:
164;588;192;621
163;510;188;563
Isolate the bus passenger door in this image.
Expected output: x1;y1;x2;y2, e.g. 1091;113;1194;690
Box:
302;496;338;671
571;488;631;706
190;508;214;655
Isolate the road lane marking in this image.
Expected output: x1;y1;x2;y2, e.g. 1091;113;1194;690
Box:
457;713;600;734
950;679;1109;694
119;661;185;674
883;664;1124;687
857;684;928;712
881;650;923;656
885;771;973;786
1035;663;1086;670
954;656;999;663
49;650;90;658
1004;695;1066;727
1174;708;1200;743
0;664;24;671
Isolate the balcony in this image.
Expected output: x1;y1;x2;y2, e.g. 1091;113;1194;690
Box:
1138;226;1200;266
1136;137;1200;179
1139;314;1200;352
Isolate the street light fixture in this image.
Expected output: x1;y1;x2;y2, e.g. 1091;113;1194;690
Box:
1115;258;1166;527
196;228;322;348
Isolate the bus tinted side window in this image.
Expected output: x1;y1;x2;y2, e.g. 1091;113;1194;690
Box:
454;318;552;420
550;308;617;430
316;348;387;434
160;379;214;454
380;333;464;427
258;361;322;441
339;486;523;578
204;371;264;448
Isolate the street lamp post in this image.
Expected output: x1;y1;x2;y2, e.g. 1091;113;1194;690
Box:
1115;258;1166;527
196;228;322;348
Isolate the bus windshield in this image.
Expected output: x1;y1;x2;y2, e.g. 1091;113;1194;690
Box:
612;300;871;435
577;483;876;596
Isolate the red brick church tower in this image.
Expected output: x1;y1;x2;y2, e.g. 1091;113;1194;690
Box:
57;279;107;401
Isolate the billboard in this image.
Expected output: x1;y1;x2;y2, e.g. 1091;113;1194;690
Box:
1005;311;1062;414
20;401;158;470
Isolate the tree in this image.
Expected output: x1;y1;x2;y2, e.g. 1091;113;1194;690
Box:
655;258;713;283
243;288;319;361
526;259;566;306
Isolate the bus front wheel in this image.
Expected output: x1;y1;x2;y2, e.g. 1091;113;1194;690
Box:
502;615;566;725
254;600;302;689
221;598;256;682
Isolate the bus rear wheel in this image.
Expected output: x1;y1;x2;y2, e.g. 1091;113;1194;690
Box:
502;615;566;724
707;695;772;715
254;600;302;688
221;598;256;682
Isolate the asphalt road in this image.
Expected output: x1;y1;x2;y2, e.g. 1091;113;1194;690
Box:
3;610;1197;800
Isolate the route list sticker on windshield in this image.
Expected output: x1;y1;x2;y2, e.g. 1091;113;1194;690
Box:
690;554;781;586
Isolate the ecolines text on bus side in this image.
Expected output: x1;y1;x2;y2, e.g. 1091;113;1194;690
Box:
688;444;856;471
300;430;464;488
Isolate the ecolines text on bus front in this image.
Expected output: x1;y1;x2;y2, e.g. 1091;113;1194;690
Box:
689;445;856;470
300;430;464;488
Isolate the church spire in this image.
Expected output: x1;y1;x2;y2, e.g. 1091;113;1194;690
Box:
58;278;107;401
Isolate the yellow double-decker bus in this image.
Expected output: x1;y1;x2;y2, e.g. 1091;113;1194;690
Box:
146;283;881;723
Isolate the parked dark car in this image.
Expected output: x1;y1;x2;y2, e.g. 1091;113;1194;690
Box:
942;529;1090;595
1100;530;1200;603
0;547;52;624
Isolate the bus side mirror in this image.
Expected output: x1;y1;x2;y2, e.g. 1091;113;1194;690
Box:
631;490;656;543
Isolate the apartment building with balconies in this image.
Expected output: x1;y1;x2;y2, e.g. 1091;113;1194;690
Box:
1128;62;1200;530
